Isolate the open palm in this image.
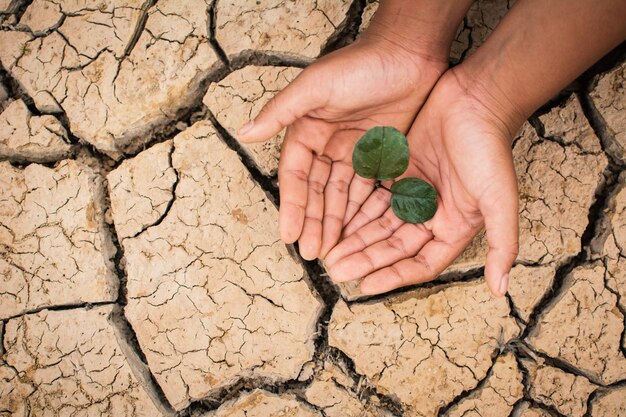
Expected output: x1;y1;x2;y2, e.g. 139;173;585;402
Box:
238;37;446;260
324;70;520;297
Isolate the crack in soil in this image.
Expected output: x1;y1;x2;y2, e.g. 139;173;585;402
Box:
206;109;279;204
511;352;568;417
579;89;626;168
0;0;33;23
0;320;4;358
177;375;313;416
583;379;626;417
436;348;520;417
297;257;341;363
0;61;42;116
126;141;180;239
518;110;619;340
121;0;158;60
319;0;365;56
326;346;405;416
106;48;314;170
92;155;177;414
0;301;116;322
347;270;484;305
109;306;176;416
207;0;230;68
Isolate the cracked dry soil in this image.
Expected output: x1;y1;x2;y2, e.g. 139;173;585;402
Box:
0;0;624;416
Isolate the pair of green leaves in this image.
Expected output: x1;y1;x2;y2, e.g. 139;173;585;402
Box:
352;126;437;224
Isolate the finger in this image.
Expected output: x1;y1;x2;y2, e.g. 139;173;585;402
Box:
319;161;353;259
343;174;376;226
325;208;403;267
329;223;432;283
343;187;392;237
237;71;325;143
480;189;519;297
298;156;332;260
278;130;313;244
359;237;471;295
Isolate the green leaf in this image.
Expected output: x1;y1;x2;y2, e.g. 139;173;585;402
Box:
352;126;409;181
390;178;437;224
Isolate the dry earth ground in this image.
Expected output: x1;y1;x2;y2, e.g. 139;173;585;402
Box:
0;0;625;416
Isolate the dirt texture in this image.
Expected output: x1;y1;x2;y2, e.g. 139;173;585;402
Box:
0;0;220;159
507;265;556;322
0;81;9;106
116;121;323;410
0;160;118;320
590;385;626;416
0;0;23;14
203;390;320;417
204;65;302;176
107;141;177;240
0;99;70;163
304;359;394;417
443;352;524;417
0;1;624;416
450;0;515;62
522;360;597;417
214;0;350;60
528;262;626;385
0;306;166;417
359;1;378;33
591;175;626;313
515;403;554;417
329;281;520;416
589;62;626;163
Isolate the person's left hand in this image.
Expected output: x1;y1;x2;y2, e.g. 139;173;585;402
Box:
237;35;447;261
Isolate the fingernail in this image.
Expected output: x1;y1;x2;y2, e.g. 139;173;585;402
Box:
328;265;347;283
323;252;336;267
498;273;509;296
359;279;374;295
238;121;254;136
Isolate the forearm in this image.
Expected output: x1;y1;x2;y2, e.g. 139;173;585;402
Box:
362;0;475;61
456;0;626;132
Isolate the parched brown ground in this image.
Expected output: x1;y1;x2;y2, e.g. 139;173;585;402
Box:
1;0;625;416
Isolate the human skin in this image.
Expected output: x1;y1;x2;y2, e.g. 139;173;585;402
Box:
237;0;474;260
325;0;626;296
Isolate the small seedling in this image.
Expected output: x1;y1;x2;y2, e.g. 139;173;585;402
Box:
352;126;437;224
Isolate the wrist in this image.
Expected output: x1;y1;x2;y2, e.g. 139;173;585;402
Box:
449;61;527;140
442;64;530;141
360;0;474;64
453;0;626;136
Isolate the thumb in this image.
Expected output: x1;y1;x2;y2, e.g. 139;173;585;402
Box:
237;71;325;143
479;182;519;297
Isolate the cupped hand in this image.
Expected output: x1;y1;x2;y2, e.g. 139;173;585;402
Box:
237;35;447;260
324;69;521;297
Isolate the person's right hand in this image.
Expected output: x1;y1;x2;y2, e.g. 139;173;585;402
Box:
323;68;523;297
237;34;447;261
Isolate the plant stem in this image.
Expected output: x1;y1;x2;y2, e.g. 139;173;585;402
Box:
376;181;392;193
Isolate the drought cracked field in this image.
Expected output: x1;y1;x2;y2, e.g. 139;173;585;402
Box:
0;0;625;416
